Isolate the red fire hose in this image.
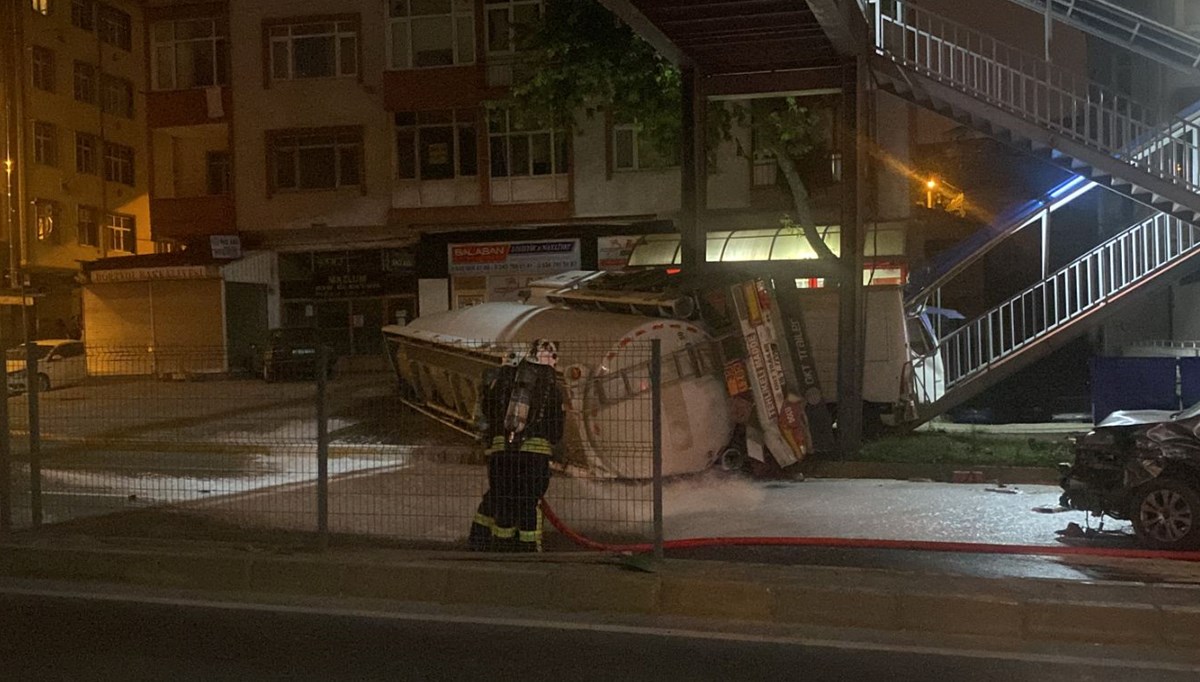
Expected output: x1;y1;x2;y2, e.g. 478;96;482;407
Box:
538;499;1200;562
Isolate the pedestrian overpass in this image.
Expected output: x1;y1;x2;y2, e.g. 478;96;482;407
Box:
598;0;1200;427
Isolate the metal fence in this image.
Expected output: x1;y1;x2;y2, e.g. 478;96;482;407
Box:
0;340;664;555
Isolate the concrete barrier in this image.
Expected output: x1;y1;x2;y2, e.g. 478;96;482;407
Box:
0;539;1197;656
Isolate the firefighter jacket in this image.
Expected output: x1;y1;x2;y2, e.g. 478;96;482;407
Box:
482;360;565;456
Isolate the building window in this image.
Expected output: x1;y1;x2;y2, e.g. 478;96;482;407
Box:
77;205;99;247
395;110;477;180
31;0;51;16
75;131;98;174
612;119;675;171
267;19;358;81
73;61;96;103
487;109;566;177
154;239;182;254
34;200;59;242
98;4;131;51
100;73;133;118
152;18;230;91
31;46;55;92
268;128;362;193
105;213;135;253
485;0;541;54
103;142;134;185
388;0;474;69
71;0;94;31
206;150;230;195
33;121;57;166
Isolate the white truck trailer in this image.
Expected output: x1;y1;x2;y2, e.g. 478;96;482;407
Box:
383;272;943;478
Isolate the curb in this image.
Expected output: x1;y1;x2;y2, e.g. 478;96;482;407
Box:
1;540;1197;652
800;461;1060;485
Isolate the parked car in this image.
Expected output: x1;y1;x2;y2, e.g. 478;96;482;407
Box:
6;339;88;393
250;328;337;382
1060;401;1200;550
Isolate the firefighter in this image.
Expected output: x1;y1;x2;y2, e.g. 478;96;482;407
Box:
468;339;565;552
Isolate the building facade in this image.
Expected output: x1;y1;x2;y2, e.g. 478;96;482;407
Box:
1;0;154;343
0;0;982;359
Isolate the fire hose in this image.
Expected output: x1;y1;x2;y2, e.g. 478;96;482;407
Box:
538;499;1200;562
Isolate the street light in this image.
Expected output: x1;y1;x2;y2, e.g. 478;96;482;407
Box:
925;177;937;208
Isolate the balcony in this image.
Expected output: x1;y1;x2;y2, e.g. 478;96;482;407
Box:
147;88;232;128
150;195;235;241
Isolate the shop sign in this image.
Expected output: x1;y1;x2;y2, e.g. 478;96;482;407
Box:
281;272;391;299
312;273;384;298
90;265;216;283
597;235;641;270
210;235;242;259
448;239;581;275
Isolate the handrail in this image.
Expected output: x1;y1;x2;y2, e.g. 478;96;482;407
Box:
871;1;1200;197
1000;0;1200;73
932;212;1200;392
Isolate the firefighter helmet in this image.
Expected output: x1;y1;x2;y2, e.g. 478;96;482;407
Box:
527;339;559;368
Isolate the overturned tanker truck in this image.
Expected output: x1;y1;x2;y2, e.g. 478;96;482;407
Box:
382;270;945;479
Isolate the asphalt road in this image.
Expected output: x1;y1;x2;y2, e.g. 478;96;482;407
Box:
0;582;1196;682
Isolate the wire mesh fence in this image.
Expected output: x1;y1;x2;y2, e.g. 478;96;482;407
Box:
0;340;663;554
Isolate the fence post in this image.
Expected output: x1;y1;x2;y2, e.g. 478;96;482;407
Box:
316;345;329;549
650;339;664;562
0;342;9;534
25;342;40;527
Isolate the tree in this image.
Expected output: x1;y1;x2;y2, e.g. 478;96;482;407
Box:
498;0;838;262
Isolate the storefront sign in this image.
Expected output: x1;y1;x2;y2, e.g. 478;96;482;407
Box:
448;239;581;275
210;235;242;259
90;265;216;283
597;235;641;270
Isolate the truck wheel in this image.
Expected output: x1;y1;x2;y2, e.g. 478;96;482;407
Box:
1131;478;1200;551
718;446;745;472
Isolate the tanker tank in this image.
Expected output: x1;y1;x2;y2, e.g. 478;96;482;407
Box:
384;302;733;478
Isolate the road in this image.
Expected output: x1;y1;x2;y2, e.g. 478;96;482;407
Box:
0;581;1195;681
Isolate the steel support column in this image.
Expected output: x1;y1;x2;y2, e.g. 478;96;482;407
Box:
836;58;867;456
680;67;707;274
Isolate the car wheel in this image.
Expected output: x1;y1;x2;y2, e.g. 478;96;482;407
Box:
1131;478;1200;551
36;374;50;392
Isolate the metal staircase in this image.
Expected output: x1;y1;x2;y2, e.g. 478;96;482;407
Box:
999;0;1200;76
868;0;1200;225
904;175;1094;306
914;210;1200;422
855;1;1200;421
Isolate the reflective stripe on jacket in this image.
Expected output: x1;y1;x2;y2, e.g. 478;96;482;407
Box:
486;435;553;456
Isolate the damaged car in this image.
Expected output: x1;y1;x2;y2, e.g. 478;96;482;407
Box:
1060;402;1200;550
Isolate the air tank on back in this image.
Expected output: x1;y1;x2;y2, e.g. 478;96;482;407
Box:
386;302;732;478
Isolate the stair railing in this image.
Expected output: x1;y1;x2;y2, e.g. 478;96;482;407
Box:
935;212;1200;392
999;0;1200;73
870;0;1200;196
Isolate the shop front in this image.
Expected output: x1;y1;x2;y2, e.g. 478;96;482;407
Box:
447;238;582;308
278;248;417;357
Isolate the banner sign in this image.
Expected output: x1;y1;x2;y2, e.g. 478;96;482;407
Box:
597;235;641;270
448;239;581;275
90;265;216;283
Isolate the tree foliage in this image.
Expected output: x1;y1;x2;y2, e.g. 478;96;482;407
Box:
499;0;837;261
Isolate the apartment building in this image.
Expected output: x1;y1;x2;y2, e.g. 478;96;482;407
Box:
1;0;152;342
